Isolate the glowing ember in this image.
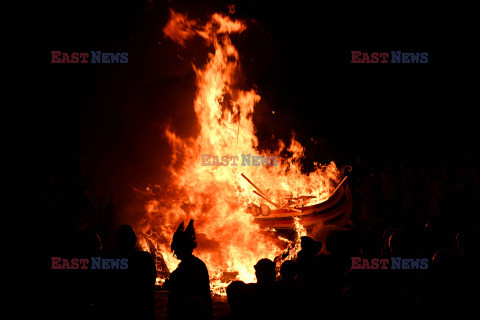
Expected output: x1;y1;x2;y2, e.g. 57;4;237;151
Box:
136;9;341;295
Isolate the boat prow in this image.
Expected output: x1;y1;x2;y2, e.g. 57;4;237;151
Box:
251;166;353;230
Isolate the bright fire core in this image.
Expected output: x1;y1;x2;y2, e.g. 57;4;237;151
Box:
136;9;341;295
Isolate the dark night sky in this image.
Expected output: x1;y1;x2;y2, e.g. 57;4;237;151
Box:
38;1;478;221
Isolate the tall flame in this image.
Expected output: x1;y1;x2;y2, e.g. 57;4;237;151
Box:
137;9;340;295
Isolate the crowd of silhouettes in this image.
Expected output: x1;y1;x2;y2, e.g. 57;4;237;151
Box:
44;154;479;319
221;224;479;319
46;224;156;320
218;155;479;319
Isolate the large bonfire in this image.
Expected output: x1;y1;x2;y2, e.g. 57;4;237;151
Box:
135;9;341;295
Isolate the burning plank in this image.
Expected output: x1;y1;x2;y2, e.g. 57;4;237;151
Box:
251;165;353;230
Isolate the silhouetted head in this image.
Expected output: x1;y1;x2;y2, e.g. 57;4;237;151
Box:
116;225;137;253
254;258;276;285
226;281;248;314
456;230;480;256
388;231;402;254
388;230;415;256
326;231;361;257
171;219;197;260
81;231;102;256
280;260;297;282
300;236;323;256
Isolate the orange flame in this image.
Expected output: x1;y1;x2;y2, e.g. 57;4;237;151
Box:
137;9;340;295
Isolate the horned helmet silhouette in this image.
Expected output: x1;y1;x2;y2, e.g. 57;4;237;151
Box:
171;219;197;253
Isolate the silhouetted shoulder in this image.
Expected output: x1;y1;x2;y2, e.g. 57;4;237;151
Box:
192;256;208;270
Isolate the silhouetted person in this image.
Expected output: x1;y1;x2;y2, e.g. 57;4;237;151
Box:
452;230;480;316
53;229;104;320
247;258;281;319
224;281;250;319
296;236;322;289
279;260;297;285
167;219;212;320
297;236;323;263
77;231;103;319
277;260;302;318
109;225;156;320
297;235;347;317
